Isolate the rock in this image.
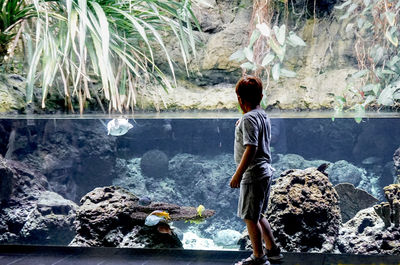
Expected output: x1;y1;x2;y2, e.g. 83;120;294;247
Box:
337;207;400;255
16;119;118;202
272;153;329;177
334;183;379;223
374;184;400;227
182;231;220;250
0;74;26;113
70;186;215;248
327;160;365;186
140;149;169;178
213;229;242;247
0;157;77;245
394;147;400;184
19;191;77;245
267;168;341;252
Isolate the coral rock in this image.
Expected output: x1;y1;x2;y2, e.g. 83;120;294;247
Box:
267;168;341;252
375;184;400;227
70;186;215;248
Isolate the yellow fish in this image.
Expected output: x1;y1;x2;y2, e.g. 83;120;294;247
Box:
150;210;170;220
197;205;205;217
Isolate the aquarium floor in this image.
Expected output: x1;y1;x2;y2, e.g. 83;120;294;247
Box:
0;245;399;265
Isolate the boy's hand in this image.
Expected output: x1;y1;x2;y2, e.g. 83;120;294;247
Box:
230;173;242;188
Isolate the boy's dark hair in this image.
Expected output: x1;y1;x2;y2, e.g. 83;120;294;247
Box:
235;75;263;106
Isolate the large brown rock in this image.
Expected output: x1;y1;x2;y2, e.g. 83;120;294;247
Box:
267;168;341;252
70;186;215;248
334;183;379;223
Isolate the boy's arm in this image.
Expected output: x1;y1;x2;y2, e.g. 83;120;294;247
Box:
230;144;257;188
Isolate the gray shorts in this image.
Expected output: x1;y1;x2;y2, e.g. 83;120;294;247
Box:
237;177;271;221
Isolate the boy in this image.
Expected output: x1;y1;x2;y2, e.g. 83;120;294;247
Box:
230;75;282;265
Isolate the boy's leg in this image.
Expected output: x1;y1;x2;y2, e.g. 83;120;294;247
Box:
258;217;277;250
244;218;264;258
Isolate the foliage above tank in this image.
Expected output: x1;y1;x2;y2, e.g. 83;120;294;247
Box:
1;0;199;113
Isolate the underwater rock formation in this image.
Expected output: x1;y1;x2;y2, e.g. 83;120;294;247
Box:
114;153;244;237
0;157;77;245
337;207;400;255
10;119;118;202
70;186;215;248
394;147;400;184
374;184;400;227
267;168;341;252
140;149;169;178
334;183;378;223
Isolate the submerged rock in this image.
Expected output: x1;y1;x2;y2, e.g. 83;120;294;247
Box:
212;229;242;247
394;147;400;184
140;149;169;178
70;186;215;248
267;168;341;252
337;207;400;255
334;183;379;223
0;157;77;245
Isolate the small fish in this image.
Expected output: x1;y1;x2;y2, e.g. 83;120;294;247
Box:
362;157;382;165
317;163;330;175
150;210;170;220
139;196;152;206
145;214;164;226
107;118;133;136
157;222;172;235
197;205;205;217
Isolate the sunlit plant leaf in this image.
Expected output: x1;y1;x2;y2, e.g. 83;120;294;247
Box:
334;0;351;10
243;47;254;62
261;53;275;67
272;63;280;81
248;29;261;48
229;49;246;62
280;68;296;77
287;31;306;47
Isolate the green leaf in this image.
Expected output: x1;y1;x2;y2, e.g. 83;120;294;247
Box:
272;63;280;81
229;49;246;62
372;46;385;63
280;68;297;78
385;28;399;47
362;84;380;95
335;96;346;104
287;31;306;47
241;62;256;71
276;24;286;46
377;85;398;106
268;38;285;62
243;47;254;62
362;95;376;106
256;23;270;37
261;53;275;67
363;0;370;6
248;29;261;48
353;104;365;123
385;11;396;27
357;18;364;29
334;0;351;10
351;69;369;79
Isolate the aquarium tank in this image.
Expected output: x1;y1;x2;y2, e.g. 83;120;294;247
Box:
0;0;400;257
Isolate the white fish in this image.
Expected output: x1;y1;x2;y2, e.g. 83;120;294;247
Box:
107;118;133;136
145;214;164;226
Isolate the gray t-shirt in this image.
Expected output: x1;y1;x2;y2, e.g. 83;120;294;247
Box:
234;108;274;183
